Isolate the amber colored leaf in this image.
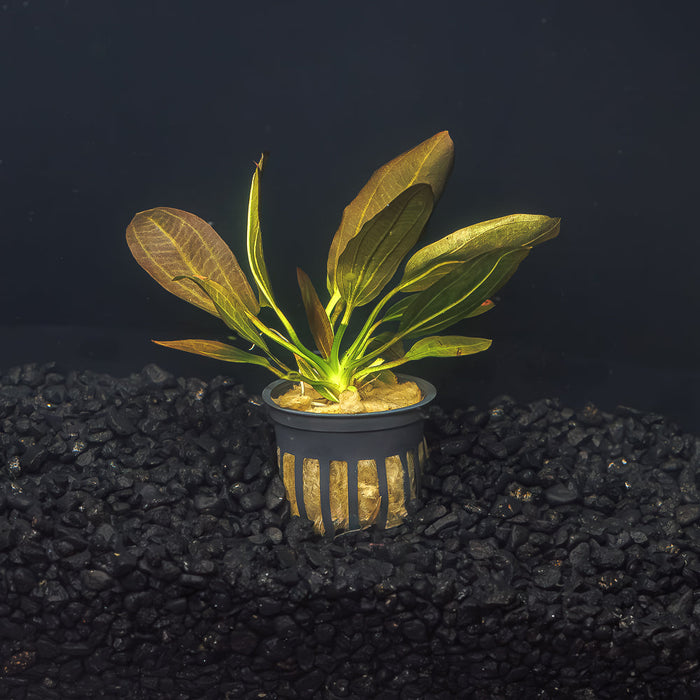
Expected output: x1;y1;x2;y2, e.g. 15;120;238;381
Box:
126;207;259;316
152;338;275;370
173;274;269;352
327;131;454;294
296;268;334;358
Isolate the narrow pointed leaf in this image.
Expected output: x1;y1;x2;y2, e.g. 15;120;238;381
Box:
327;131;454;294
126;207;259;316
399;214;559;292
247;154;275;308
297;268;334;358
174;274;270;352
403;335;492;360
152;338;277;370
336;184;434;308
399;248;530;338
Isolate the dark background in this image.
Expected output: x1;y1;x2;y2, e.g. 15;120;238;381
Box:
1;0;699;429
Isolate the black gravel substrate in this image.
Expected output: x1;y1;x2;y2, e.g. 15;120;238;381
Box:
1;362;700;699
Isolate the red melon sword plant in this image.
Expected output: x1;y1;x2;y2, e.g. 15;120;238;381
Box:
126;132;559;403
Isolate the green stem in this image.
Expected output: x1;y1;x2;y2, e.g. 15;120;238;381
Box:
250;316;328;374
342;287;401;365
267;365;291;379
325;288;341;318
268;302;308;353
330;321;349;369
355;320;384;357
268;354;294;375
353;355;409;380
348;326;412;371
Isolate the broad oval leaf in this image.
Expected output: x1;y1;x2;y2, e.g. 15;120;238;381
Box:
327;131;454;294
297;268;334;358
126;207;259;316
399;247;530;338
336;184;434;308
173;274;269;352
153;338;276;370
399;214;560;292
403;335;492;361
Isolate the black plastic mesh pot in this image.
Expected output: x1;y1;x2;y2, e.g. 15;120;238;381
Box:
262;376;436;534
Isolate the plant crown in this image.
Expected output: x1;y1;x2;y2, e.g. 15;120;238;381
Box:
126;132;559;401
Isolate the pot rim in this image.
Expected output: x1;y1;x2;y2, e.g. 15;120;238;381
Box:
261;373;437;419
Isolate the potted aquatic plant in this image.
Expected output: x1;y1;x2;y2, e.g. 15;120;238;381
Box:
126;131;559;533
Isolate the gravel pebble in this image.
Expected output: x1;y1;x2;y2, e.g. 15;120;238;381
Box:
0;361;699;699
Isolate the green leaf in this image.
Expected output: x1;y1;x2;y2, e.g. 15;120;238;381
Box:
174;274;270;352
403;335;492;360
399;214;560;292
247;154;275;308
152;338;277;370
327;131;454;295
336;184;434;308
399;247;530;338
126;207;259;316
297;268;334;358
